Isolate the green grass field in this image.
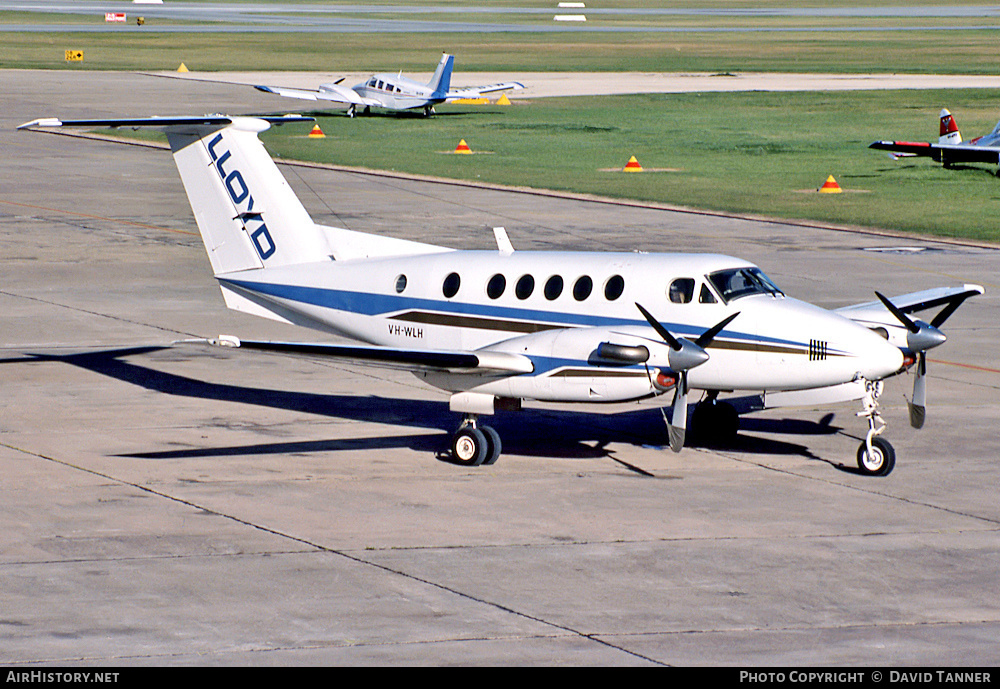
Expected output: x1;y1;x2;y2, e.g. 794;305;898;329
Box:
255;89;1000;242
7;2;1000;242
5;29;1000;75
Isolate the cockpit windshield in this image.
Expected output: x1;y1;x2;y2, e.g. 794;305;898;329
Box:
707;267;784;303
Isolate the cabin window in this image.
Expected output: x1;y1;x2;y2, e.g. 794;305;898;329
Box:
699;283;717;304
604;275;625;301
544;275;564;300
515;274;535;300
487;273;506;299
442;272;461;298
668;278;695;304
377;80;384;90
395;274;407;293
573;276;593;301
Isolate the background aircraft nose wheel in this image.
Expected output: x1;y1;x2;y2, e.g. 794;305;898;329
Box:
857;437;896;476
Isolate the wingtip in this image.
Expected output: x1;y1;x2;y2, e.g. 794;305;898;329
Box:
17;117;62;130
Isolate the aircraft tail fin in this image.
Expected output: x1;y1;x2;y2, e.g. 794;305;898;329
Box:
165;118;336;274
427;53;454;97
18;115;449;274
939;108;962;145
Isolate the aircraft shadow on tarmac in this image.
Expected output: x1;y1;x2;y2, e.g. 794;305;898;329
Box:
9;347;846;467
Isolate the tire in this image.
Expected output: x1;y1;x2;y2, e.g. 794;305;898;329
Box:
452;427;487;466
480;425;502;465
857;437;896;476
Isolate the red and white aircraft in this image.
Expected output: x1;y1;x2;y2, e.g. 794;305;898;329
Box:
871;108;1000;170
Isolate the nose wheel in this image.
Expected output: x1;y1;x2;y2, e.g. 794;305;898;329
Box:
451;416;502;466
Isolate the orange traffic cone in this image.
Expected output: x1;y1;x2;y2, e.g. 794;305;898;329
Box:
819;175;842;193
308;124;325;138
454;139;472;154
623;155;643;172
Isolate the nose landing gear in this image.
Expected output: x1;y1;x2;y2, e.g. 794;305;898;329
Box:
856;379;895;476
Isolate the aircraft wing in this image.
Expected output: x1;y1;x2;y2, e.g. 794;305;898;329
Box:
254;84;382;108
446;81;525;100
869;140;1000;165
836;285;984;327
186;336;534;375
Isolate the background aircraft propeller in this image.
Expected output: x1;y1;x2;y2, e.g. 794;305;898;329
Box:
636;304;739;451
874;291;948;429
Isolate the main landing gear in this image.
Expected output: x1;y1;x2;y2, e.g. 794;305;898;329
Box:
856;379;895;476
691;394;740;447
450;415;502;466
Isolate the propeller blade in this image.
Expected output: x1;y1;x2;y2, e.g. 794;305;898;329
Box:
909;352;927;429
930;301;961;329
636;303;681;350
695;311;741;348
669;374;689;452
875;291;919;333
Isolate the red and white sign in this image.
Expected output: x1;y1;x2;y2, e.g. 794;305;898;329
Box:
105;12;126;22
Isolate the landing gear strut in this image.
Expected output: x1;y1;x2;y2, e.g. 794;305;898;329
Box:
451;415;501;466
856;379;895;476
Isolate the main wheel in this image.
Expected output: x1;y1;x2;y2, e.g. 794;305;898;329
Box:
480;425;502;465
452;427;488;466
857;437;896;476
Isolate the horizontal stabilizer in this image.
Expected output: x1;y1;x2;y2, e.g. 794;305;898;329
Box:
18;115;313;131
447;81;525;99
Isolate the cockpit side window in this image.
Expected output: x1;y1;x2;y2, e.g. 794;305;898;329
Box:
699;283;717;304
668;278;695;304
707;267;784;303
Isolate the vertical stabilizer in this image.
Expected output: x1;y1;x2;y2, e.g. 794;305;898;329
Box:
167;118;333;274
427;53;455;98
939;108;962;145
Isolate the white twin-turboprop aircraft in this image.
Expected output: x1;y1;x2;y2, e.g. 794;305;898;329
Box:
18;115;983;475
254;53;524;118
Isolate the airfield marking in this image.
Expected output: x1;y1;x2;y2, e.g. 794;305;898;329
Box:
927;358;1000;375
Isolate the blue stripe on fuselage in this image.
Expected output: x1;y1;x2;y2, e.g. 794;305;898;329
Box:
218;278;806;350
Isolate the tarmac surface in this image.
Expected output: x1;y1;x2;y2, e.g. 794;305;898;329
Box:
3;71;1000;666
162;69;1000;100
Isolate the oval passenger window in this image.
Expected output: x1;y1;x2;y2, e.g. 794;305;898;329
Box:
442;272;461;298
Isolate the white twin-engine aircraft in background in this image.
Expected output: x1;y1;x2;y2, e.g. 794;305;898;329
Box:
254;53;524;118
18;115;983;476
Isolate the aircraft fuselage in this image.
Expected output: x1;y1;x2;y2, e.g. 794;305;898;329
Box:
218;249;904;402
